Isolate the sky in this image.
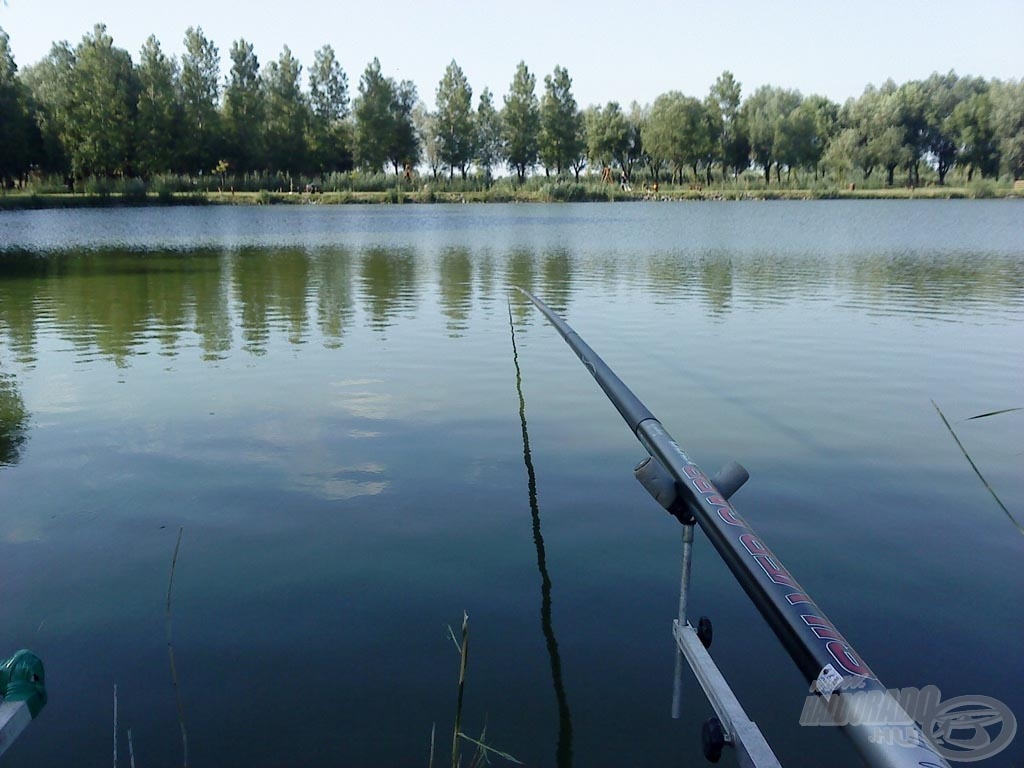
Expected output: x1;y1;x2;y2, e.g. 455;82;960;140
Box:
1;0;1022;110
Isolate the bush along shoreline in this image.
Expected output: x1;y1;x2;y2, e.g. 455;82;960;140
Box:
1;181;1019;210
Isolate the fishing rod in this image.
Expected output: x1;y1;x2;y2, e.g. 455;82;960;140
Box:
516;288;949;768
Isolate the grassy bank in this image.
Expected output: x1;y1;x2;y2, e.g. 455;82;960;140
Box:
1;183;1020;210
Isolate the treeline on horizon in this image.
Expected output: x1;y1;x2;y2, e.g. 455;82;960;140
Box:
1;23;1023;194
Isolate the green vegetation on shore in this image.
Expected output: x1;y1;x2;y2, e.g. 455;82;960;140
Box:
1;23;1023;197
1;180;1019;211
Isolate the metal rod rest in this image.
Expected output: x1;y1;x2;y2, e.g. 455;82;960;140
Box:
518;288;950;768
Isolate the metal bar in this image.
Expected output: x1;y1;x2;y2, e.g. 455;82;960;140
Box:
0;700;31;759
518;288;950;768
674;621;782;768
671;523;695;720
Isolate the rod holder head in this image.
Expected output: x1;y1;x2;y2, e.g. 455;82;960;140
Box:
635;456;693;524
710;461;749;500
0;650;46;719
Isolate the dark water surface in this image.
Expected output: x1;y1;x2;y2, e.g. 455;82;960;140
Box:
1;202;1022;767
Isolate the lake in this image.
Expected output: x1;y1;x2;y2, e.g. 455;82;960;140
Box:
1;201;1022;767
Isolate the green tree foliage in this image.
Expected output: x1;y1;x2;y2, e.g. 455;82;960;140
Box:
354;58;395;172
308;44;352;175
180;26;220;174
223;39;265;174
539;65;584;177
584;101;644;180
387;79;420;175
62;24;139;178
435;60;475;180
744;85;802;183
474;87;502;183
503;61;540;183
949;92;997;180
990;79;1024;179
644;92;712;184
21;43;74;176
7;22;1024;189
263;46;310;174
135;35;181;177
0;28;36;186
922;72;986;184
709;71;749;179
413;105;442;180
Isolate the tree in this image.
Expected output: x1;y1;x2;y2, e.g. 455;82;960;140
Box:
353;58;395;172
308;44;352;175
891;80;929;185
709;71;749;179
179;26;220;174
990;79;1024;179
135;35;181;177
474;87;502;184
569;115;587;181
503;61;540;183
435;60;475;180
951;91;999;180
20;42;75;176
0;27;35;186
539;65;583;177
643;92;712;184
413;105;442;180
922;72;985;185
743;85;801;183
822;127;859;184
223;38;264;174
263;45;309;174
586;101;644;180
773;95;835;181
62;24;138;178
387;79;420;175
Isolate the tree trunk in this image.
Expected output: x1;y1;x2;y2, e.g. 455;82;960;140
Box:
886;165;895;186
764;164;770;184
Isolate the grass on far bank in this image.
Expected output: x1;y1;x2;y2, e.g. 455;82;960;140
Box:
1;178;1020;210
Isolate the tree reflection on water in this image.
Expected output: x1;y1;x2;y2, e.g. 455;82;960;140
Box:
0;373;28;467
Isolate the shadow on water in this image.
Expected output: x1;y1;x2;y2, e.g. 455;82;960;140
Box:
0;373;29;467
507;298;574;768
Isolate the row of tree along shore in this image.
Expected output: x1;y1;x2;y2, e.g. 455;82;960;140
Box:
1;24;1023;204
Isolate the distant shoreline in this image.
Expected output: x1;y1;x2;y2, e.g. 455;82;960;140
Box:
0;186;1020;210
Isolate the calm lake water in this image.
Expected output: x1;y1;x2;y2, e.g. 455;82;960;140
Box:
0;202;1022;767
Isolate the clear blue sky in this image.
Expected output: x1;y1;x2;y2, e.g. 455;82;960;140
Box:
2;0;1021;109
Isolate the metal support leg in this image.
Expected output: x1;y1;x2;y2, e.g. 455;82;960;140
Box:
671;522;695;719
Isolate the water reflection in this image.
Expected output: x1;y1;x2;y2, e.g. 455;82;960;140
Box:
699;255;734;316
0;373;29;466
438;248;473;336
359;247;419;332
0;245;1021;368
234;247;312;353
508;302;573;767
312;249;355;349
540;251;573;314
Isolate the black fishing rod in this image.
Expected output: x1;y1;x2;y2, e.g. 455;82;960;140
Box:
516;288;949;768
